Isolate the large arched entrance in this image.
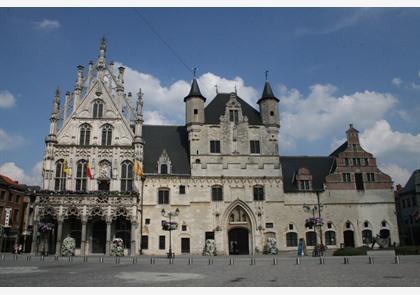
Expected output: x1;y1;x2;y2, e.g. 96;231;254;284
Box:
228;228;249;255
225;203;254;255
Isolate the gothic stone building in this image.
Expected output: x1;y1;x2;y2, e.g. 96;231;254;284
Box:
31;39;398;256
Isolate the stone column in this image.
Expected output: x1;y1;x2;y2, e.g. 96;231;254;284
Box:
80;219;87;256
130;222;137;256
55;219;63;256
31;221;39;254
106;220;112;255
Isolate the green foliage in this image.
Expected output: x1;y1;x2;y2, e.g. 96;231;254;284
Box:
333;246;370;256
395;246;420;255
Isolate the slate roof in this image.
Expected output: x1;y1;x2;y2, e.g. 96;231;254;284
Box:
329;141;348;157
184;79;206;102
280;156;336;192
257;81;279;104
142;125;190;175
204;93;263;125
0;174;26;191
400;170;420;195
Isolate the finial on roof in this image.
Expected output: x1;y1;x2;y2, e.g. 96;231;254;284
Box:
234;85;237;94
193;66;197;78
54;86;60;98
215;84;219;94
100;36;107;52
265;70;269;81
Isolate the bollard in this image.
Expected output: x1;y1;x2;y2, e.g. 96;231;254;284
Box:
208;258;213;265
394;256;400;264
68;256;72;263
14;255;18;261
115;257;120;264
54;256;58;261
26;255;31;261
188;257;193;265
368;256;374;264
229;258;234;265
1;254;5;261
169;258;174;264
83;256;88;263
296;257;301;265
344;257;349;264
99;256;104;263
132;257;137;264
319;257;325;265
150;257;155;264
272;258;278;265
250;257;256;265
40;255;45;261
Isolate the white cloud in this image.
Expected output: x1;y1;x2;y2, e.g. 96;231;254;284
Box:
116;62;259;125
35;19;61;30
0;90;16;108
279;84;397;142
391;77;402;87
0;161;42;186
380;164;412;186
411;82;420;90
0;128;24;151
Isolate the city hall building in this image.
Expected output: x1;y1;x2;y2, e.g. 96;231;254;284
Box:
31;39;398;256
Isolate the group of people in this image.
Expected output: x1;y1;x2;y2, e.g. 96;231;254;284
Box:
13;243;23;254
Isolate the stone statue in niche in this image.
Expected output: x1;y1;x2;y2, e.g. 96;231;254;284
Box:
98;161;111;180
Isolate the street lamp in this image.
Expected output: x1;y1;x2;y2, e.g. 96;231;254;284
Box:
303;191;324;256
161;208;180;259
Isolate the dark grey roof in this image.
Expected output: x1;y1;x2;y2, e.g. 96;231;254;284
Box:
184;79;206;102
400;170;420;194
204;93;263;125
329;141;348;157
257;81;279;104
142;125;190;175
280;156;336;193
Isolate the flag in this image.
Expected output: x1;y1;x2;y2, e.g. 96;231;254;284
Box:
63;160;72;176
134;160;145;178
86;160;93;180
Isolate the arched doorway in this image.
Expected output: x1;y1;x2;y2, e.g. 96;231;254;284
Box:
228;228;249;255
92;219;106;253
343;230;355;248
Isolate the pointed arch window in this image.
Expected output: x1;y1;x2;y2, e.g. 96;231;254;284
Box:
75;160;87;192
120;160;133;192
93;100;104;118
54;160;66;191
101;124;113;146
79;124;91;146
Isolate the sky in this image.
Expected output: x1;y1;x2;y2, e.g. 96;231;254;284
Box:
0;7;419;187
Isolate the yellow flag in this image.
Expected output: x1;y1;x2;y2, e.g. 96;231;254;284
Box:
63;160;72;176
134;160;144;177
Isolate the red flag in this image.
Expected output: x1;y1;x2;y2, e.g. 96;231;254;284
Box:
86;160;93;180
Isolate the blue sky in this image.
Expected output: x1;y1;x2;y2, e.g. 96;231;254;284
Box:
0;7;420;186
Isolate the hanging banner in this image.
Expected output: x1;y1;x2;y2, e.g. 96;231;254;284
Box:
4;208;12;227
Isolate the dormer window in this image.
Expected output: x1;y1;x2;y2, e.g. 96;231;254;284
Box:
92;100;104;118
157;150;172;174
295;167;313;191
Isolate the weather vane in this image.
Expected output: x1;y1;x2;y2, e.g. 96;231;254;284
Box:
193;66;197;78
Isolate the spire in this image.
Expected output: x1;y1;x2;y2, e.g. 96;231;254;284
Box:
346;123;360;144
257;80;279;104
184;78;206;102
52;86;60;115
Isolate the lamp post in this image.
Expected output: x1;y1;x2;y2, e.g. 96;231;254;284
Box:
303;191;324;256
161;208;179;259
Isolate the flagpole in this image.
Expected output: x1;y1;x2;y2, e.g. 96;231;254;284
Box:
139;175;145;255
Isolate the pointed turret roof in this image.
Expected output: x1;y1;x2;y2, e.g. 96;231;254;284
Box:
184;79;206;102
257;81;279;104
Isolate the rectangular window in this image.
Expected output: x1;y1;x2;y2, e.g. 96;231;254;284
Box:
353;158;361;166
412;197;417;207
344;158;349;166
181;238;190;253
145;218;150;225
364;158;369;166
250;140;261;154
253;186;264;201
141;236;149;250
179;185;186;195
342;173;352;183
15;196;20;203
13;209;19;225
288;224;294;230
158;190;170;204
299;180;311;190
407;198;411;208
159;235;166;250
367;173;375;182
402;199;406;209
265;223;274;229
355;173;364;191
211;186;223;201
182;225;187;231
229;110;239;123
210;140;221;153
0;191;5;200
8;194;13;202
193;109;198;115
